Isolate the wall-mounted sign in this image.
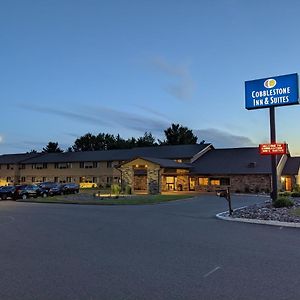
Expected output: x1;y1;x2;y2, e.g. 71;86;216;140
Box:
259;143;287;155
245;73;299;110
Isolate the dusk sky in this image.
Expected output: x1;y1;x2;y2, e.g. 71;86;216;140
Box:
1;0;300;155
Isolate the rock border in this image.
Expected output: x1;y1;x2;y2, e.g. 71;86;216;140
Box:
216;209;300;228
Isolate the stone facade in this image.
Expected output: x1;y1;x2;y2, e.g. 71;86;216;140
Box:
147;168;160;194
194;174;271;193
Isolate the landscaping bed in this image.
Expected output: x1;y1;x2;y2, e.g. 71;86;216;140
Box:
232;198;300;223
17;193;194;205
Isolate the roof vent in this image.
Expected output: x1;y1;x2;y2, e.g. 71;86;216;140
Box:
248;162;256;168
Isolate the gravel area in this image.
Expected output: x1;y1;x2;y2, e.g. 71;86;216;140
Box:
232;198;300;223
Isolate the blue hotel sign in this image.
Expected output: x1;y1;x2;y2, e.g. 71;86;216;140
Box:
245;73;299;110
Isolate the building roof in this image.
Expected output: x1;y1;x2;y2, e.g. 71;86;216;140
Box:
0;153;42;164
190;147;273;175
5;144;211;164
129;157;191;169
282;157;300;175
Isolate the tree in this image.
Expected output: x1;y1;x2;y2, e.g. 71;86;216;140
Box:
72;133;99;152
161;123;198;145
42;142;63;153
136;132;156;147
27;149;37;154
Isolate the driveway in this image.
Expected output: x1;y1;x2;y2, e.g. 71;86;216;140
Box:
0;195;299;300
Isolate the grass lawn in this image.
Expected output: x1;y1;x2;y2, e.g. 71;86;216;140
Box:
18;194;195;205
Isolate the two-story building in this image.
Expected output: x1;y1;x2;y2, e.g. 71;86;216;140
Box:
0;144;299;194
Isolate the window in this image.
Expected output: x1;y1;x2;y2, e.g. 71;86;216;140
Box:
107;161;112;168
93;177;98;183
42;177;46;182
43;163;47;169
199;178;209;185
7;177;11;182
166;176;175;184
21;177;26;183
54;177;58;183
20;164;25;170
55;163;59;169
7;164;11;170
32;177;36;183
93;162;98;168
66;177;72;183
210;179;220;186
107;176;113;184
80;162;84;168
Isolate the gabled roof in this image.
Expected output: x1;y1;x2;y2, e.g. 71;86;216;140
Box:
191;147;273;175
5;144;210;164
123;157;191;169
282;157;300;175
0;153;42;164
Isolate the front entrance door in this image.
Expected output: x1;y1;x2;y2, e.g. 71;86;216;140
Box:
166;176;177;191
134;175;147;192
285;177;292;191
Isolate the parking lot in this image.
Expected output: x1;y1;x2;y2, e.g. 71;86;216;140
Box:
1;194;300;300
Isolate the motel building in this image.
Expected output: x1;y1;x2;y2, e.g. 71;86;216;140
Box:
0;144;299;194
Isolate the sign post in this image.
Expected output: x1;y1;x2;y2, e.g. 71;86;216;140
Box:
245;73;299;202
269;107;277;201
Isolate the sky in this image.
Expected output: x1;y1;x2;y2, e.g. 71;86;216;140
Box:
1;0;300;155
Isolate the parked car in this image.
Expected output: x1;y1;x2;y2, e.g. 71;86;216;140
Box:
62;183;80;194
0;186;19;200
17;184;48;200
48;183;64;196
38;182;57;191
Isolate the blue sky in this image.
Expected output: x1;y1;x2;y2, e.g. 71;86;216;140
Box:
1;0;300;155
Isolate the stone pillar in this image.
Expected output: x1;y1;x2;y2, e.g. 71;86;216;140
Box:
119;166;133;192
147;167;160;194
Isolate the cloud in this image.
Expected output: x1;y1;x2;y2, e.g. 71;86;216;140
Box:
151;57;195;101
0;135;3;143
19;103;169;136
194;128;255;148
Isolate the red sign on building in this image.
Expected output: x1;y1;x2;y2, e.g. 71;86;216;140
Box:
259;143;287;155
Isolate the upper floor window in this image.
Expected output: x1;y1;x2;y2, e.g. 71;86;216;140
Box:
55;163;72;169
79;162;98;168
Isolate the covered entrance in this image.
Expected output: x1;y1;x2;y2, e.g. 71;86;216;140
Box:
133;168;147;193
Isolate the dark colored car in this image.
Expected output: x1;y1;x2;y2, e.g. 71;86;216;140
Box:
38;182;58;191
0;186;19;200
48;183;64;196
17;184;48;200
62;183;79;194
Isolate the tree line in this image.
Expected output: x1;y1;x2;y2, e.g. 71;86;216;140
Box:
35;124;203;153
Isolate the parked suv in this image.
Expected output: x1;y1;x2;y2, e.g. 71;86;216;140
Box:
62;183;79;194
48;183;64;196
0;186;19;200
17;185;48;200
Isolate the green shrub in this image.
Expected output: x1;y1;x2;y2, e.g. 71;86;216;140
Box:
273;197;294;208
124;185;132;195
278;191;292;197
293;185;300;193
111;184;121;195
291;192;300;198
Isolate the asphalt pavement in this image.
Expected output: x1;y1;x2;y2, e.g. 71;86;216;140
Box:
0;194;300;300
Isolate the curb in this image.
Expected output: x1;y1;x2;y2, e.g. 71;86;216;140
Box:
216;210;300;228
